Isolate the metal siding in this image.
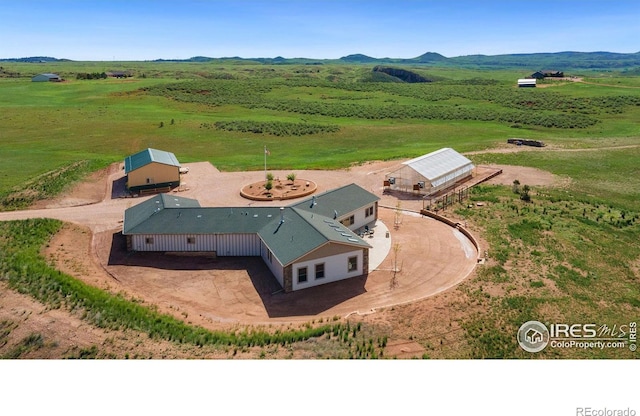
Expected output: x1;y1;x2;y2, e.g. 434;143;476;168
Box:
127;163;180;190
261;240;284;287
131;233;259;254
292;249;363;291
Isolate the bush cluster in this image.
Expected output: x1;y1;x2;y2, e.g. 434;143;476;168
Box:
214;120;340;136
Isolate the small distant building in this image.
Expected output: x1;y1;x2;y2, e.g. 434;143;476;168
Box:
541;70;564;78
531;70;564;79
384;148;475;196
106;71;132;78
518;78;537;88
124;148;181;192
32;73;61;82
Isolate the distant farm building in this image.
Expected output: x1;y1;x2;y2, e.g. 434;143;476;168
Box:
32;73;61;82
122;183;380;292
507;138;546;147
106;71;132;78
518;78;537;88
384;148;475;196
124;148;181;192
531;70;564;79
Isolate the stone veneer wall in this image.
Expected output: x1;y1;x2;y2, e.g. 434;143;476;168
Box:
283;265;293;293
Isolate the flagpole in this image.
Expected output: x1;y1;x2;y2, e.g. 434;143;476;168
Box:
264;145;267;180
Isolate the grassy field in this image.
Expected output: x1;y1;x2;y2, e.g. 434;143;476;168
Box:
0;61;638;358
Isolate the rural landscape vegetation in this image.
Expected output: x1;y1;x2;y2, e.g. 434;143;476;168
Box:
0;52;639;359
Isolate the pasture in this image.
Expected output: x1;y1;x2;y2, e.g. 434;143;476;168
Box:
0;61;638;358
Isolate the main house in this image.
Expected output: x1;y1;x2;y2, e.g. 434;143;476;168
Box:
122;183;380;292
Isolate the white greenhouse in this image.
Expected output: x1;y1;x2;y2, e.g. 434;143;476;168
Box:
384;148;475;196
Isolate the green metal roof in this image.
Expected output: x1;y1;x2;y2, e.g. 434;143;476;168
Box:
123;194;201;234
291;183;379;219
123;184;375;266
258;207;370;266
125;205;282;235
124;148;181;174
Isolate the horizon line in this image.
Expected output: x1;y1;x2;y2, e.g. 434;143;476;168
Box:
3;49;640;63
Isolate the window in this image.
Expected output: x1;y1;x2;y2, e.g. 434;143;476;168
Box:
315;263;325;279
187;237;196;245
365;206;374;217
347;256;358;272
267;249;273;264
341;215;354;227
297;267;308;283
145;237;154;245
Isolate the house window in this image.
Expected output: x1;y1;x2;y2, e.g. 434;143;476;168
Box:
298;267;308;283
267;250;273;263
365;206;374;217
315;263;325;279
145;237;154;245
187;237;196;245
341;215;354;227
347;256;358;272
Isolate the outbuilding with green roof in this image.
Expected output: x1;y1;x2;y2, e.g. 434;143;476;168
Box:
124;148;181;192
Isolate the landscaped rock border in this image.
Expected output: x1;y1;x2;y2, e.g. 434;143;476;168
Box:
240;179;317;201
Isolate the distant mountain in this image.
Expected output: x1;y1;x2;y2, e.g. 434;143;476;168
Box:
339;54;380;63
337;51;640;69
0;56;70;63
448;51;640;69
4;51;640;70
412;52;448;63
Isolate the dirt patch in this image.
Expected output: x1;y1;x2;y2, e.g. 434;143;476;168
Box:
483;164;567;188
384;339;427;358
30;163;117;209
0;281;239;359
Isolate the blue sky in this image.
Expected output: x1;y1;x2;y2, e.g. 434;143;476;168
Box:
2;0;639;60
